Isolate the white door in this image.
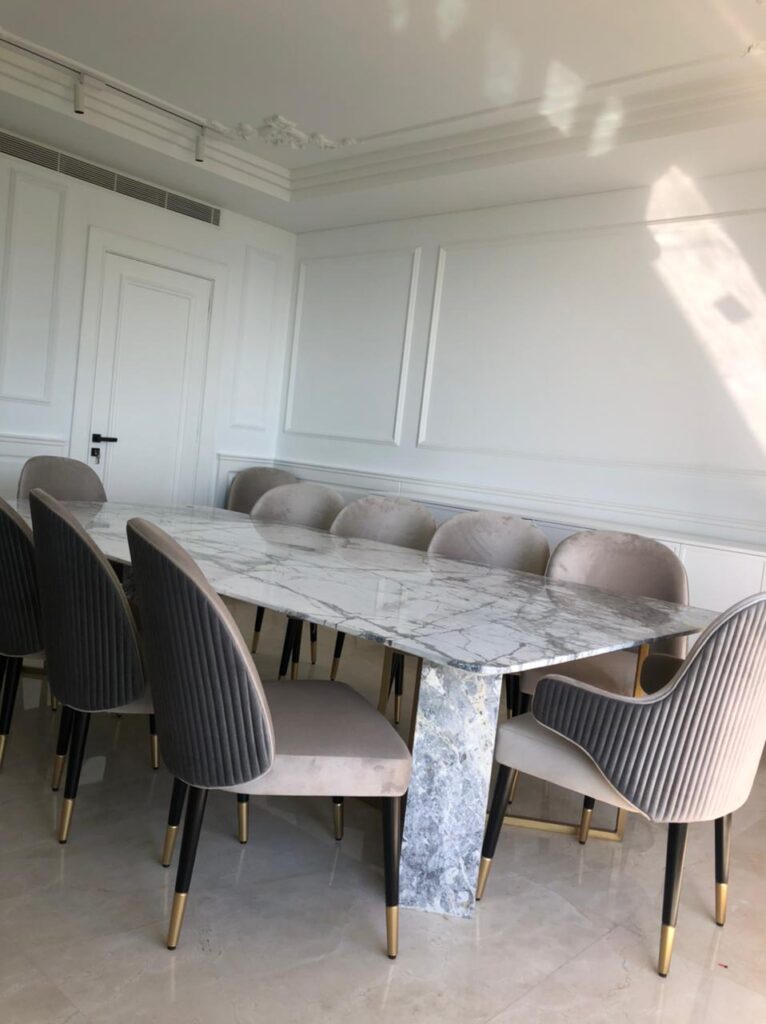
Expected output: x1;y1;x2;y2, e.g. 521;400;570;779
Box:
87;254;213;505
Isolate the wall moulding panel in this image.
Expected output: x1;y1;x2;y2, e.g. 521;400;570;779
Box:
283;247;420;446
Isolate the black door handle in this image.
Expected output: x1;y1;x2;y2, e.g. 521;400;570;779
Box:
92;433;118;443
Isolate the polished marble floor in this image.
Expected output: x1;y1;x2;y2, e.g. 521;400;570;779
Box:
2;606;765;1024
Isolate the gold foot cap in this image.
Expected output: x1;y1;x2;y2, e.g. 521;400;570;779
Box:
333;802;344;841
167;892;188;950
578;807;593;845
658;924;675;977
476;856;493;901
150;734;160;770
394;694;402;725
0;734;7;769
58;798;74;844
715;882;728;926
51;753;66;791
386;905;399;959
51;696;59;712
290;661;299;680
330;657;339;681
161;825;178;867
238;801;249;844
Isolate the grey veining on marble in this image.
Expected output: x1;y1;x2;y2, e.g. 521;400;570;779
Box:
400;662;503;917
12;499;715;675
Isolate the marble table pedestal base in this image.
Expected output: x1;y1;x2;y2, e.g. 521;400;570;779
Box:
399;662;503;918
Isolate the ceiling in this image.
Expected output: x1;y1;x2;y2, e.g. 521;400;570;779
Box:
0;1;765;231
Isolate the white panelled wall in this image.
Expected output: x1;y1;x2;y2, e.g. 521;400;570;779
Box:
260;163;766;613
0;149;295;502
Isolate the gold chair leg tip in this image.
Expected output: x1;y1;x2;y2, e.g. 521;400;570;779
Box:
150;736;160;770
237;805;249;845
476;856;492;901
658;924;675;977
715;883;728;926
385;905;399;959
51;754;66;791
161;825;178;867
578;808;593;845
166;892;188;950
0;734;7;768
58;798;74;844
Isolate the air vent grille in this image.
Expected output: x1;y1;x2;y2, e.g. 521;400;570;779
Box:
0;129;221;227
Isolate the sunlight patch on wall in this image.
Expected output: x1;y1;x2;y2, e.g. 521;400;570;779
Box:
436;0;468;41
539;60;585;136
588;95;624;156
647;166;766;454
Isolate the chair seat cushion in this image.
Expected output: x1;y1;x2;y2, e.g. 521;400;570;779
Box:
520;649;638;697
495;713;639;813
222;680;412;798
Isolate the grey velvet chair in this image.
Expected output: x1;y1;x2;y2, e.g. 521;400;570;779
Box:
18;456;107;502
429;511;550;720
0;497;45;769
477;592;766;977
226;466;298;515
126;517;411;958
28;489;155;842
226;467;299;654
251;482;345;677
328;496;436;709
517;530;688;839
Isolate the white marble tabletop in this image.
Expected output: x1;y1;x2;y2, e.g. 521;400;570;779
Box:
14;499;715;675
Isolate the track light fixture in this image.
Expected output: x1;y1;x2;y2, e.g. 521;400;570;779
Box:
195;126;206;163
73;72;85;115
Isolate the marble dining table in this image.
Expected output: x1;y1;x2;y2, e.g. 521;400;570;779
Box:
14;498;715;919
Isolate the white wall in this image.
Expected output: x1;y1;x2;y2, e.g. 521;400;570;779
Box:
263;163;766;610
0;150;295;501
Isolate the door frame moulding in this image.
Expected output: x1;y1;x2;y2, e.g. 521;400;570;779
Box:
71;227;228;504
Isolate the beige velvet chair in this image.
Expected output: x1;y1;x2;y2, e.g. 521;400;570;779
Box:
251;483;345;676
328;496;436;718
477;592;766;977
18;456;107;502
429;511;550;719
226;467;299;653
127;517;411;958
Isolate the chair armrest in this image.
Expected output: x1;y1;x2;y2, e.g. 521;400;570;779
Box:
640;654;684;695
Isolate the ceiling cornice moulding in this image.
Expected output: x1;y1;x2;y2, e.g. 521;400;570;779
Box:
1;40;765;207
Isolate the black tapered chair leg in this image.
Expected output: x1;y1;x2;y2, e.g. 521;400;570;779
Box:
0;657;21;769
579;796;596;844
658;822;688;976
290;619;303;679
58;710;91;843
382;795;401;959
330;631;345;680
167;786;208;949
309;622;318;665
393;653;404;724
51;704;75;790
476;764;514;900
237;794;249;844
149;714;159;770
251;605;265;653
714;814;732;926
278;618;297;678
332;796;344;840
161;778;189;866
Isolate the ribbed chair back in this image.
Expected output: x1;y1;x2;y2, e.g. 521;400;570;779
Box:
547;530;688;656
429;511;549;574
29;490;144;711
226;467;298;514
0;497;43;656
331;496;435;551
18;456;107;502
251;482;344;531
534;592;766;823
127;518;275;789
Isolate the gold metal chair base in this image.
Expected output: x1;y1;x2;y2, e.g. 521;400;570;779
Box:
51;753;66;791
238;801;249;844
333;801;344;841
386;905;399;959
578;806;593;844
167;892;188;950
504;807;627;843
150;735;160;770
58;798;74;843
330;657;340;681
161;825;178;867
715;882;728;926
475;856;492;901
658;924;675;977
0;734;6;769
